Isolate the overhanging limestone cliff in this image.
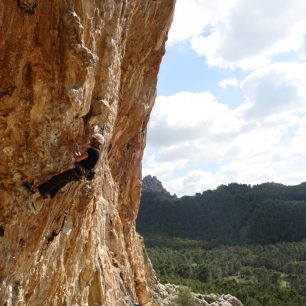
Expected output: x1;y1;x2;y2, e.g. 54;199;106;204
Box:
0;1;175;305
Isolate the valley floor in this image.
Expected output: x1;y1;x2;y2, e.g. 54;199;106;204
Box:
146;239;306;306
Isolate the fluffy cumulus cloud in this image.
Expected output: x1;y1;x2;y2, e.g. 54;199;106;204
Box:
219;78;239;89
168;0;236;45
169;0;306;70
143;62;306;196
144;1;306;196
241;63;306;117
164;170;220;196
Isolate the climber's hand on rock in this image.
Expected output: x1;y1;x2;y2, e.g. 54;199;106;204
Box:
74;151;88;163
74;151;81;158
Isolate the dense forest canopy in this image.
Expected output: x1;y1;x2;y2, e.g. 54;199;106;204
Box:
137;182;306;305
147;241;306;306
137;182;306;247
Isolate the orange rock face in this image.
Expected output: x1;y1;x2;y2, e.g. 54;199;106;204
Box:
0;1;175;305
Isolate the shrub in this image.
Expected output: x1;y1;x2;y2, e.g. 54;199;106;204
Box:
176;287;201;306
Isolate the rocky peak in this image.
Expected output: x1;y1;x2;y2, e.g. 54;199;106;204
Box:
142;175;170;196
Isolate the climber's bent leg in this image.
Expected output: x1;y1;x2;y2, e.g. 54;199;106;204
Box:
38;169;79;199
49;181;68;199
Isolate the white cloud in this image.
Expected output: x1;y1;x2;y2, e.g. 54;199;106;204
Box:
241;62;306;118
144;62;306;195
167;0;206;44
164;170;219;196
290;117;306;155
154;138;306;196
142;153;188;181
219;78;239;89
147;1;306;195
299;52;306;61
170;0;306;70
168;0;237;44
148;92;243;149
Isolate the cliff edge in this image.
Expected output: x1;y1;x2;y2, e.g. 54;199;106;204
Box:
0;1;175;305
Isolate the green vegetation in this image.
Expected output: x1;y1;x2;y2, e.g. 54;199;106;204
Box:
176;287;201;306
137;182;306;305
137;183;306;247
147;241;306;306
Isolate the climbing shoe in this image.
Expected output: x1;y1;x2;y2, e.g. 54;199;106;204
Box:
23;182;48;199
22;181;35;194
41;193;48;199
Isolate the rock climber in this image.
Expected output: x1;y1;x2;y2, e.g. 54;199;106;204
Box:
24;133;105;199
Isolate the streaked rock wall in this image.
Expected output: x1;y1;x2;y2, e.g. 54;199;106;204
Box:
0;1;175;305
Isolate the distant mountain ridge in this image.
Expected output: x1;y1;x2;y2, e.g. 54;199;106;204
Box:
137;181;306;247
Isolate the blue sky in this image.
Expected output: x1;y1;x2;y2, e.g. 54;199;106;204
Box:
157;43;245;108
143;0;306;196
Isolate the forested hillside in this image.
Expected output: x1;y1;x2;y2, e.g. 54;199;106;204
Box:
147;241;306;305
137;182;306;305
137;182;306;247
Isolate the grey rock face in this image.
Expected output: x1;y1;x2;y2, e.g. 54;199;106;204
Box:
142;175;171;196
